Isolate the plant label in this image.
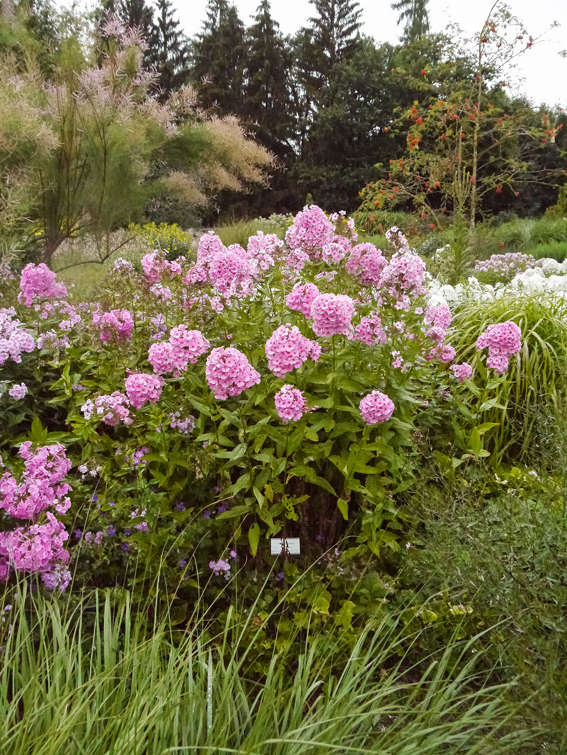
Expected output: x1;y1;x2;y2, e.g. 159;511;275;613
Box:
270;538;300;555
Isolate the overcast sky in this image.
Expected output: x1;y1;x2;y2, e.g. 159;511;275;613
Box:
71;0;567;107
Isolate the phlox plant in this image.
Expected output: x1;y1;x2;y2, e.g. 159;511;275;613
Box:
0;207;513;604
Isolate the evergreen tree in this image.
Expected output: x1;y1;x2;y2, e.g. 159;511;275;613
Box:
244;0;292;156
306;0;362;85
148;0;190;96
191;0;245;114
391;0;430;43
118;0;153;41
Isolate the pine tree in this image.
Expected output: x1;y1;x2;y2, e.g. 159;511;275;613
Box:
118;0;154;42
244;0;292;156
306;0;362;85
190;0;245;114
148;0;190;96
391;0;430;43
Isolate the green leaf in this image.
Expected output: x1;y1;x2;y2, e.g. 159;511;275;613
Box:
217;504;250;520
337;498;349;521
248;523;260;557
187;396;211;417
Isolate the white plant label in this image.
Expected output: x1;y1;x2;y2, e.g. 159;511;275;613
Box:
270;538;301;555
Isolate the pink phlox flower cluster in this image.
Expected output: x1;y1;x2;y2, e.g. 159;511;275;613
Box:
0;442;72;520
149;326;210;375
474;252;540;277
359;391;395;425
247;231;282;271
0;308;35;365
183;263;209;285
150;283;172;302
0;512;69;582
142;252;170;283
286;282;320;317
425;303;452;330
282;248;310;276
205;347;261;400
209;245;254;297
385;226;409;250
476;320;522;374
82;392;133;426
354;311;387;346
310;293;355;338
321;238;350;265
450;363;473;382
428;343;456;363
265;324;321;377
379;250;427;303
209;559;231;577
125;372;164;409
8;383;27;400
346;243;387;286
275;384;307;423
18;263;67;307
169;412;195;434
41;564;72;592
93;309;134;342
197;231;225;265
285;205;335;256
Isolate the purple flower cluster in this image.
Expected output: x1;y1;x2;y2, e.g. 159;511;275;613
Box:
125;372;164;409
82;392;133;426
209;558;231;577
205;347;261;400
474;252;540;277
18;264;67;307
169;412;195;434
265;324;321;377
310;294;355;338
476;321;522;374
275;384;307;422
359;391;395;425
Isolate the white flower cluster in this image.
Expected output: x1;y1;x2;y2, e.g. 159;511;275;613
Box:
428;257;567;310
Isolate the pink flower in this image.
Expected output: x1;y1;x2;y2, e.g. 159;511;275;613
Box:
8;383;27;400
310;293;355;338
93;309;134;342
285;205;335;255
197;232;225;264
149;327;210;375
18;264;67;307
450;363;473;382
321;241;348;264
206;347;261;400
354;311;387;346
265;324;321;377
359;391;395;425
125;373;164;409
476;321;522;374
286;282;320;318
142;252;169;283
275;384;307;422
379;251;427;302
82;392;132;426
347;243;387;286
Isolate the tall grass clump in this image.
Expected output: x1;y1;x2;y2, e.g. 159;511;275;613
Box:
451;294;567;461
473;217;567;258
0;584;528;755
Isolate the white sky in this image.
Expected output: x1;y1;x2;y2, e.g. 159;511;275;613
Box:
68;0;567;107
